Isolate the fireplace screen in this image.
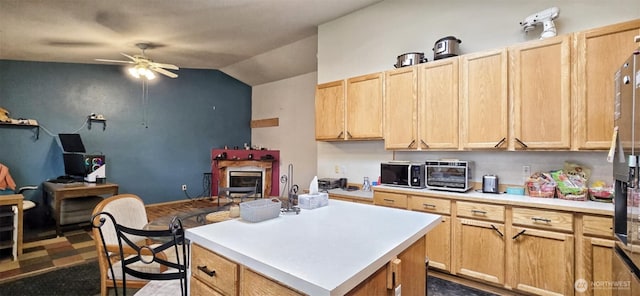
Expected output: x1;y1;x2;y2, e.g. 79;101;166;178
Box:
229;171;262;198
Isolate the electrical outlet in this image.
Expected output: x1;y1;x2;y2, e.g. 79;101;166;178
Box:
334;165;340;174
522;165;531;182
181;184;187;191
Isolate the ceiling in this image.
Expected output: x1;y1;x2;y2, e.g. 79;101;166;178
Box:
0;0;381;85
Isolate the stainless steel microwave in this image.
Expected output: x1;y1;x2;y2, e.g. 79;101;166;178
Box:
380;162;425;188
425;160;473;192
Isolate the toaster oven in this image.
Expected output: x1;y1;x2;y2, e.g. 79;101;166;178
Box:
425;160;473;192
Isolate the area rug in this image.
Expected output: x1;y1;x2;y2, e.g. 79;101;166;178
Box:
0;261;101;296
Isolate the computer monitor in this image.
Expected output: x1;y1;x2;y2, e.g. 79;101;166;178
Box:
59;134;86;153
62;153;87;178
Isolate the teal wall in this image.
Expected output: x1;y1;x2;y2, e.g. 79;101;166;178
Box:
0;60;251;205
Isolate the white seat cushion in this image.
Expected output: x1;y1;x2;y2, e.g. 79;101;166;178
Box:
134;279;184;296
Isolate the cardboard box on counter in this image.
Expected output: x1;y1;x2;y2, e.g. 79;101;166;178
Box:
298;193;329;210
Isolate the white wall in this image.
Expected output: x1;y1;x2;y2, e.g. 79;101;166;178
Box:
318;0;640;82
315;0;639;187
251;72;318;193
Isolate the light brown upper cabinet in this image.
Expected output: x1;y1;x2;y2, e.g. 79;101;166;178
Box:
346;73;384;140
460;49;509;149
419;58;460;149
573;19;640;150
384;66;418;149
509;35;572;150
315;80;345;141
315;73;384;141
384;58;459;150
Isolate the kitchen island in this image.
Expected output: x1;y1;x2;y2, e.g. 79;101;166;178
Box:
185;199;441;295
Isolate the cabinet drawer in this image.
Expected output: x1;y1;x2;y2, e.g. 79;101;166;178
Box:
240;266;303;296
191;277;225;296
374;192;407;209
583;215;613;237
191;243;238;296
456;201;505;222
410;196;450;214
512;207;573;232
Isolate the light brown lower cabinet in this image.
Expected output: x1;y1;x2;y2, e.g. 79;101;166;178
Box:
190;237;426;296
611;248;640;296
425;216;451;272
239;267;303;296
454;218;505;285
581;237;615;296
409;195;451;273
511;226;574;296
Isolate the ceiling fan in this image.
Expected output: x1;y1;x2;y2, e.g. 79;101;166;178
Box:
95;43;179;79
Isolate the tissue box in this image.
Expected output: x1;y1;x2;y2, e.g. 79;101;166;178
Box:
297;193;329;210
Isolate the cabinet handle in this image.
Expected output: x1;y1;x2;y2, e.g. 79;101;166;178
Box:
336;131;344;139
512;229;526;240
346;131;353;139
383;199;395;203
515;137;529;148
490;224;504;237
407;139;416;149
471;209;487;215
422;203;436;208
494;137;506;148
531;217;551;223
197;265;216;277
420;140;429;149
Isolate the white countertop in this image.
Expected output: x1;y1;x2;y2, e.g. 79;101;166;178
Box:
185;199;441;296
372;185;614;215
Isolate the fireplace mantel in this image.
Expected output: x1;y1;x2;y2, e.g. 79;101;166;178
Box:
211;149;280;197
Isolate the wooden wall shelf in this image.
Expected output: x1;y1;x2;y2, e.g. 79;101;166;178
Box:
0;122;40;139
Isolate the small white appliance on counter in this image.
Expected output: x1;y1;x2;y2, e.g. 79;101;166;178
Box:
425;160;473;192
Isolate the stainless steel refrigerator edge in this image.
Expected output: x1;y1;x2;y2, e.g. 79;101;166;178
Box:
613;48;640;291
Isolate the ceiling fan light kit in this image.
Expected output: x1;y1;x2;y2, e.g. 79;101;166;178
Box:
95;42;178;80
128;65;156;80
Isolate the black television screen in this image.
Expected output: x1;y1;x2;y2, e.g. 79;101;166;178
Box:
63;153;87;177
59;134;86;153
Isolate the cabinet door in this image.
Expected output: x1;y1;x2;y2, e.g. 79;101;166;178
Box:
460;49;509;149
573;19;640;150
454;218;506;285
511;227;574;296
419;57;460;149
315;80;345;140
426;215;451;272
612;248;633;296
581;237;615;296
346;73;384;140
385;67;418;149
510;35;571;150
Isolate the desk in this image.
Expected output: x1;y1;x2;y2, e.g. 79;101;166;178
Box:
43;182;118;236
0;194;24;258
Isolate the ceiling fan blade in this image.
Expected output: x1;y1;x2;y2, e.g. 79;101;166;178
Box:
150;62;179;70
120;52;137;61
94;58;134;64
150;67;178;78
